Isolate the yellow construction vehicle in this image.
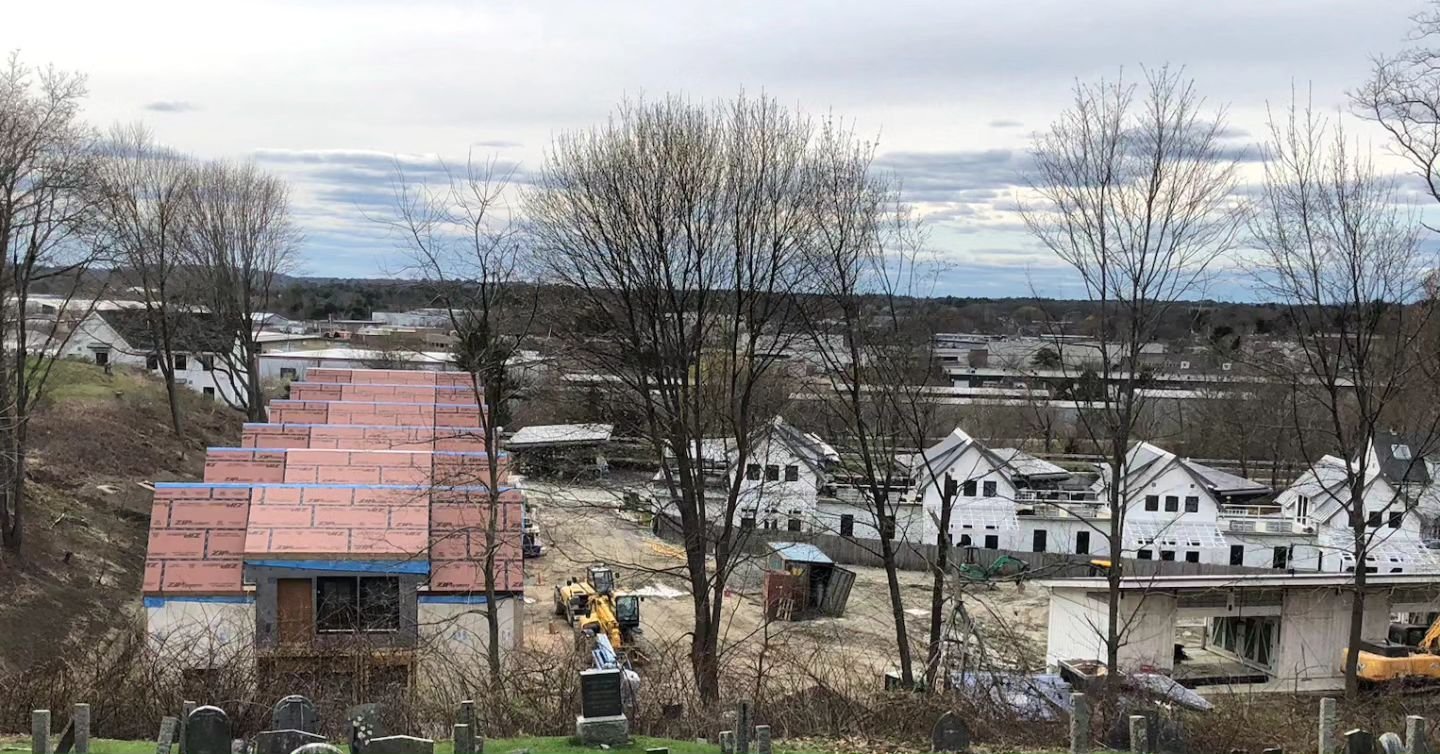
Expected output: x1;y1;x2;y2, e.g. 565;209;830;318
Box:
1350;614;1440;683
554;564;644;660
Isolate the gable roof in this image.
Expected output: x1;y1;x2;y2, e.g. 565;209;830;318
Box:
760;416;839;470
1373;429;1432;487
98;309;236;354
1177;458;1270;496
990;448;1070;481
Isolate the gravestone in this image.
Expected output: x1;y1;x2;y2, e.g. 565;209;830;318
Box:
292;745;345;754
579;669;624;719
645;749;670;754
254;730;326;754
1406;716;1427;754
348;704;386;754
1320;699;1339;754
452;726;471;754
1380;734;1405;754
185;707;231;754
735;701;753;754
1070;693;1090;754
755;726;772;754
1263;749;1285;754
73;704;90;754
156;717;180;754
931;712;971;753
1346;730;1377;754
33;709;50;754
1130;715;1149;754
180;702;196;754
364;737;434;754
456;701;476;754
719;731;735;754
272;697;319;735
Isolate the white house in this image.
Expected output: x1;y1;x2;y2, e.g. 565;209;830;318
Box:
62;310;247;405
1275;431;1440;574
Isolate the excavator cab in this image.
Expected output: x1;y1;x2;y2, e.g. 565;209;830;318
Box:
615;594;641;631
588;565;616;596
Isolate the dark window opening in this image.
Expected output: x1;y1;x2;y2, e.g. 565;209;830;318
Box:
94;350;109;366
1076;531;1090;555
959;534;972;547
1389;512;1403;529
784;465;799;482
1368;511;1383;527
1137;549;1153;560
280;367;298;379
173;354;187;370
316;576;400;633
963;480;978;497
1273;546;1289;569
1230;544;1244;566
147;354;160;370
765;465;779;482
983;534;998;549
746;464;761;481
198;354;215;371
741;516;755;530
203;387;215;398
1032;530;1047;553
1164;496;1179;513
1144;495;1159;512
787;517;802;532
1184;496;1199;513
1160;550;1176;561
1185;551;1200;563
982;480;997;497
839;515;854;537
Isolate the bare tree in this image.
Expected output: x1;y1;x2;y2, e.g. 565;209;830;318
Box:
1355;3;1440;216
382;154;535;677
1249;99;1440;696
91;123;196;437
1021;66;1242;675
183;160;300;420
526;94;815;701
0;53;104;552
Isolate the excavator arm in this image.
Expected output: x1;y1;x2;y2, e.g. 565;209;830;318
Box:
1419;614;1440;655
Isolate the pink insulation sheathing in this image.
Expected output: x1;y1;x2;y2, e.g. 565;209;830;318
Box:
144;485;250;596
302;368;477;389
242;484;431;560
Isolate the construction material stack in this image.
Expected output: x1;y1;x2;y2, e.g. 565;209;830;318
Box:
141;367;524;678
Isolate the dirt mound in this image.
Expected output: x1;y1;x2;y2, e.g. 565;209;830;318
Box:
0;362;241;673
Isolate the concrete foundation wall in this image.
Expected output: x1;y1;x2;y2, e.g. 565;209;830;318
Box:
145;596;255;668
416;596;522;683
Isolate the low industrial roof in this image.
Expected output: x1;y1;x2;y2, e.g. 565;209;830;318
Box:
1038;572;1440;591
508;423;614;448
768;541;833;564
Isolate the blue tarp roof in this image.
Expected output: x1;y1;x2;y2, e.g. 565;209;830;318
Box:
769;541;833;564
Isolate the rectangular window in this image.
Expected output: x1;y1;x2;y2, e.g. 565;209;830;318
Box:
198;354;215;371
983;534;998;550
1184;496;1199;513
1273;546;1289;569
1185;551;1200;563
94;350;109;366
1390;512;1403;529
1368;511;1383;527
358;577;400;631
147;354;160;370
1160;550;1176;561
280;367;298;379
316;576;400;633
765;465;779;482
1075;531;1090;555
1032;530;1047;553
839;515;854;537
963;480;978;497
787;517;802;532
1230;544;1245;566
203;387;215;398
1137;549;1153;560
1144;495;1159;512
741;516;755;530
784;465;799;482
983;480;997;497
1164;496;1179;513
959;534;972;547
173;354;187;371
746;464;761;481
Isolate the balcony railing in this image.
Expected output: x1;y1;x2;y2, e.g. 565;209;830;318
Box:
1218;506;1315;535
1015;489;1100;504
1018;501;1107;520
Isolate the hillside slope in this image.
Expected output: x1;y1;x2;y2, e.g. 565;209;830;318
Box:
0;362;241;673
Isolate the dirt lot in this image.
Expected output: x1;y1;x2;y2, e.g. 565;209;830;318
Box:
519;478;1051;678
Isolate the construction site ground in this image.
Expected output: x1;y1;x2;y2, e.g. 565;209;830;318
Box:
520;479;1051;678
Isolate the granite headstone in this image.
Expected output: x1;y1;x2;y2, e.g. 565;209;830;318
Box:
184;707;231;754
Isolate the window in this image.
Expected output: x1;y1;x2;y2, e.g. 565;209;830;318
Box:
94;350;109;366
1273;546;1289;569
1394;443;1414;461
839;515;854;537
1222;362;1232;371
746;464;761;481
315;576;401;633
1075;531;1090;555
1210;615;1278;670
203;387;215;398
787;517;802;532
280;367;298;380
1164;496;1179;513
198;354;215;371
1179;361;1191;370
1137;549;1153;560
982;480;997;497
1032;530;1047;553
983;534;998;550
763;519;776;531
963;480;978;497
784;465;799;482
1160;550;1176;561
1297;495;1310;521
765;465;779;482
1230;544;1245;566
173;354;187;370
1185;551;1200;563
740;516;755;530
1184;496;1199;513
1144;495;1159;512
1368;511;1383;528
147;354;160;370
1390;512;1403;529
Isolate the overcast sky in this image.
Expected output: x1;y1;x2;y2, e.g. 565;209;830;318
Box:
4;0;1431;299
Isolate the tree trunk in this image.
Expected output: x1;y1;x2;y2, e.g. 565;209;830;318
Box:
879;528;915;687
161;365;185;439
925;496;955;688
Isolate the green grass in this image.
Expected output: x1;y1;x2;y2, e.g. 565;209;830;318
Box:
63;737;808;754
40;359;156;403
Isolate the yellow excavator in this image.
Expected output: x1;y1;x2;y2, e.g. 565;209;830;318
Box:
554;564;645;663
1350;614;1440;683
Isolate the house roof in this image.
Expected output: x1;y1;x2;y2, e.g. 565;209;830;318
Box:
759;416;839;473
1374;429;1433;487
1038;572;1440;591
768;541;833;564
1178;458;1270;496
990;448;1069;480
509;423;613;448
98;309;235;353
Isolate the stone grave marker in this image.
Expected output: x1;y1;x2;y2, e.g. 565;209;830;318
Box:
180;702;196;754
456;701;476;754
348;704;386;754
156;717;180;754
1347;730;1378;754
73;704;91;754
1070;693;1090;754
645;749;670;754
1380;734;1405;754
755;725;772;754
33;709;50;754
1320;699;1339;754
736;701;753;754
184;707;231;754
579;668;624;719
272;697;319;735
254;730;326;754
452;726;471;754
1406;716;1427;754
363;736;434;754
292;745;345;754
1262;749;1284;754
1129;715;1149;754
931;711;970;753
719;731;735;754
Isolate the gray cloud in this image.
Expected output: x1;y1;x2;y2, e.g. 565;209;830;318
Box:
989;119;1024;128
144;100;200;113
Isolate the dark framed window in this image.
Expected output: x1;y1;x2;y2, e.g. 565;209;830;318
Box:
94;350;109;366
1273;546;1289;569
959;534;972;546
787;517;802;532
1389;512;1403;529
1032;530;1047;553
280;367;298;379
982;480;997;497
983;534;998;550
173;354;188;370
1137;549;1153;560
741;516;755;530
1144;495;1159;511
839;515;854;537
316;576;400;633
1368;511;1383;527
1230;544;1244;566
963;480;977;497
1164;496;1179;513
784;465;799;482
147;354;160;370
765;465;779;482
1076;531;1090;555
203;387;215;398
1184;496;1199;513
1160;550;1176;561
1185;551;1200;563
198;354;215;371
746;464;761;481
